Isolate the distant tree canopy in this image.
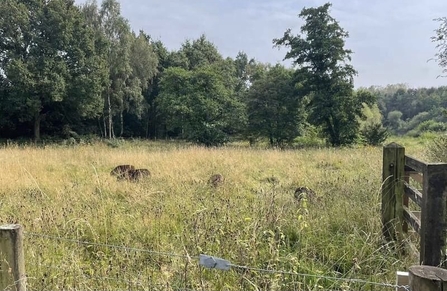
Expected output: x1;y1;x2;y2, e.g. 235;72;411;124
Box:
0;0;446;146
365;84;447;136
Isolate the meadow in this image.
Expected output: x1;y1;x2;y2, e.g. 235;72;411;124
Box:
0;137;433;290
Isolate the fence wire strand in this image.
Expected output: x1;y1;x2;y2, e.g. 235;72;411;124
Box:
23;231;410;291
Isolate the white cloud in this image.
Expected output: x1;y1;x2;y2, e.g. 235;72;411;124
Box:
74;0;447;88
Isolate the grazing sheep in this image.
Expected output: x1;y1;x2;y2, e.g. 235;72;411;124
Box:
294;186;317;202
130;168;151;182
209;174;225;187
110;165;135;180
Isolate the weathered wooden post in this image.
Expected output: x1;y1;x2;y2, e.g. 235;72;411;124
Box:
409;265;447;291
403;167;411;234
420;164;447;266
0;224;26;291
382;143;405;242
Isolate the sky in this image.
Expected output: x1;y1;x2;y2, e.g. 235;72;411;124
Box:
74;0;447;88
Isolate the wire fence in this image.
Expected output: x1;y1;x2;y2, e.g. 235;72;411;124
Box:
22;231;409;291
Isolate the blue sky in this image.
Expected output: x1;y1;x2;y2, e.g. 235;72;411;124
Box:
75;0;447;88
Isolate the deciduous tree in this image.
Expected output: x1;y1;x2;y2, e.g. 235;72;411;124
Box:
246;64;305;147
273;3;365;146
158;64;243;146
0;0;105;141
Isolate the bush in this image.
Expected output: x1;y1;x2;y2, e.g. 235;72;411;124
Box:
187;123;229;147
407;121;447;138
360;123;389;146
419;120;447;132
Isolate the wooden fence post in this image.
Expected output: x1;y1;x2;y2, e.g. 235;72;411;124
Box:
382;143;405;242
409;265;447;291
0;224;26;291
420;164;447;266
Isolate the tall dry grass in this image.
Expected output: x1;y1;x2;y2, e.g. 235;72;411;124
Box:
0;140;425;290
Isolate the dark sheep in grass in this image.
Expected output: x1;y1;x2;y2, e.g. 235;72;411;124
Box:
110;165;135;180
294;186;317;203
209;174;225;187
129;169;151;182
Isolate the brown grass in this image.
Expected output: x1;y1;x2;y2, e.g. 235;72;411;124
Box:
0;139;426;290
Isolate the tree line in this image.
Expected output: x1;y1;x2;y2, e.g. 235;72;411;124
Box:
368;84;447;137
1;0;446;147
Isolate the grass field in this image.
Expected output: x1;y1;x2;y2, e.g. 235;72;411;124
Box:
0;137;432;290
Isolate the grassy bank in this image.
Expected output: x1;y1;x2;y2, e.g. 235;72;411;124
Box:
0;138;428;290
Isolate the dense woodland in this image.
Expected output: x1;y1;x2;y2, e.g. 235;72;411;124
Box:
1;0;447;147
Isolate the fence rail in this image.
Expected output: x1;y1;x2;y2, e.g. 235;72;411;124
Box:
382;142;447;266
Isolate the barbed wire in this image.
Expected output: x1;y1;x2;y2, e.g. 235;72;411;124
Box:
24;231;409;291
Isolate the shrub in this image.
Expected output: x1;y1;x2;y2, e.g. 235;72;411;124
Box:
360;123;389;146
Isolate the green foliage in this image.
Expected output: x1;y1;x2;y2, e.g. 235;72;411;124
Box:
98;0;133;138
419;120;447;132
176;34;224;71
246;64;305;147
125;31;158;117
404;112;431;135
293;124;327;147
360;123;388;146
0;0;105;141
407;120;447;137
2;0;446;145
142;40;172;138
359;103;382;125
158;64;244;146
234;51;250;89
155;35;246;146
273;3;362;146
79;0;159;139
385;107;447;137
369;85;447;136
432;17;447;76
386;110;404;134
358;103;388;145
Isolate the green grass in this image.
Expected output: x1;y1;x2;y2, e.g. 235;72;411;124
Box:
0;138;430;290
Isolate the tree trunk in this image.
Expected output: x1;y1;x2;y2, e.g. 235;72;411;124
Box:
269;134;274;147
120;109;124;137
107;90;112;139
98;116;104;138
102;114;107;138
145;107;150;139
325;117;338;146
33;113;42;142
148;99;158;139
